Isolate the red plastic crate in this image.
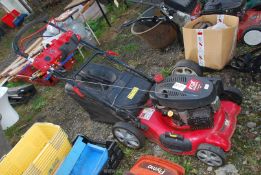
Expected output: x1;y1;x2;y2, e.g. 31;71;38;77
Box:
1;9;20;28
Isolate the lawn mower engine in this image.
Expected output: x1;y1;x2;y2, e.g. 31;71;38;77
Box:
114;74;241;166
151;76;220;130
17;31;80;86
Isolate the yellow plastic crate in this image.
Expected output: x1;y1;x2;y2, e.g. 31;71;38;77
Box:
0;123;71;175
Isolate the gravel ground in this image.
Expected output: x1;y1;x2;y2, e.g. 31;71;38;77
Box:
0;52;17;72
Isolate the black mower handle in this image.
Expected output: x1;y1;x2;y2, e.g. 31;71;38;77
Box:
47;22;154;82
13;15;49;58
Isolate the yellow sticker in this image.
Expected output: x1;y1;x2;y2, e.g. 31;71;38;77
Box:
170;134;177;138
127;87;139;100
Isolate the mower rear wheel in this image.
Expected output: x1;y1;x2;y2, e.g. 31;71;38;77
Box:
112;122;145;149
243;27;261;46
196;144;226;167
220;87;243;105
172;60;203;76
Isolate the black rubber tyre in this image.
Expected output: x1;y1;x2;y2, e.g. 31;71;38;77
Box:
243;27;261;46
172;60;203;76
112;122;145;149
220;87;243;105
196;144;226;167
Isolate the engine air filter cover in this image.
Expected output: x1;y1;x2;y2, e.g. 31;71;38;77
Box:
155;75;216;110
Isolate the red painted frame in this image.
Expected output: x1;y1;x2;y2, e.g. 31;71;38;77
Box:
139;101;241;155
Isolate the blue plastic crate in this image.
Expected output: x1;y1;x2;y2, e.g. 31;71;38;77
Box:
56;136;108;175
13;14;27;27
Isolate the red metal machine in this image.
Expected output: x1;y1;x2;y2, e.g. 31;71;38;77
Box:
161;0;261;46
139;101;240;156
16;31;80;86
64;52;242;166
111;75;242;167
237;9;261;46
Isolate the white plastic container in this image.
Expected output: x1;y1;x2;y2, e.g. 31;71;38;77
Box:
0;87;19;130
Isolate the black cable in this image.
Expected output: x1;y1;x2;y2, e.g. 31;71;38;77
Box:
13;15;49;58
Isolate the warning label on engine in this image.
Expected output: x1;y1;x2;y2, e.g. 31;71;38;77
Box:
172;82;186;91
186;79;203;92
139;108;155;120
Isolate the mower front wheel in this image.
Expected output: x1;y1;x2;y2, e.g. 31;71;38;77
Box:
112;122;145;149
196;144;226;167
172;60;203;76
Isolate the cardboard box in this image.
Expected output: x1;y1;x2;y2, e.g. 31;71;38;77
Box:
183;15;239;70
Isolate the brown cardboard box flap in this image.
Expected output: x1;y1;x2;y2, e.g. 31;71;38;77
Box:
183;15;239;70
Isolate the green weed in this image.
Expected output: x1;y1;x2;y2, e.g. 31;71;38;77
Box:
115;33;133;41
4;115;34;139
89;4;128;38
120;43;139;53
89;19;108;38
4;125;20;139
31;96;46;112
6;81;25;88
160;67;172;77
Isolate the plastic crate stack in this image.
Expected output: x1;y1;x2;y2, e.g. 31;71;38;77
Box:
1;9;27;28
0;123;71;175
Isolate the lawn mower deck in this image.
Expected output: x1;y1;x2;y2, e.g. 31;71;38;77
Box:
139;100;240;155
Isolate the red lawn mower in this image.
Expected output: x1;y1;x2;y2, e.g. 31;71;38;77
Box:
160;0;261;46
63;51;242;167
14;17;242;167
112;75;241;167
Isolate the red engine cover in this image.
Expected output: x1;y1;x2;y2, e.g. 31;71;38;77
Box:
138;101;241;155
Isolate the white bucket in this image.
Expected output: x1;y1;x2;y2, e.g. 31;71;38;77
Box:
0;87;19;130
